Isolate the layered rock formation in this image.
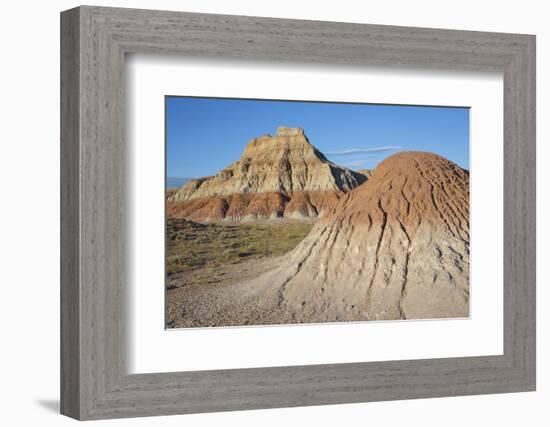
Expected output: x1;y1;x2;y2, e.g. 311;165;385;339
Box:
356;169;374;179
271;151;470;321
171;151;470;326
167;127;367;221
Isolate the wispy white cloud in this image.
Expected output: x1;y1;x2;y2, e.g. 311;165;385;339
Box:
326;146;401;156
342;157;378;168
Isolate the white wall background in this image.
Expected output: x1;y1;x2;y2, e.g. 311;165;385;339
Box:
0;0;546;425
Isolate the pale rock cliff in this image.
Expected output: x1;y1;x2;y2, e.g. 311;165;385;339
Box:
168;127;367;221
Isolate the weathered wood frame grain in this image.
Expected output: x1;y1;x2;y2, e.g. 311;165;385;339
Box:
60;5;536;420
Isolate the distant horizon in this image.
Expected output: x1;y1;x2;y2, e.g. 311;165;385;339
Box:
166;96;469;179
166;148;470;183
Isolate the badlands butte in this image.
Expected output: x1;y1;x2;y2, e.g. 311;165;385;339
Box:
166;127;470;327
168;127;367;221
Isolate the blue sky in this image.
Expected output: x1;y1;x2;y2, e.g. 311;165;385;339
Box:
166;96;469;179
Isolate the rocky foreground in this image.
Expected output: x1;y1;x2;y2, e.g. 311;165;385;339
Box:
167;127;367;221
167;151;470;327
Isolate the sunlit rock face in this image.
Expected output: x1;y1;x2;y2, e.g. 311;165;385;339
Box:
167;127;368;221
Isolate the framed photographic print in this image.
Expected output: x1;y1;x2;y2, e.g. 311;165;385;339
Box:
164;98;471;328
61;6;536;420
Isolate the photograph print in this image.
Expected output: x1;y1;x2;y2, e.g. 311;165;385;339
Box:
165;97;470;328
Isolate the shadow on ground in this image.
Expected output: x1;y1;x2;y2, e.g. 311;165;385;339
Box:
35;399;59;413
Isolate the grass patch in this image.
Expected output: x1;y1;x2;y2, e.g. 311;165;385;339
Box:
166;219;313;281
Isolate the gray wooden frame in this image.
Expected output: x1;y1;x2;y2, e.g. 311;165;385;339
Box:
60;5;536;420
